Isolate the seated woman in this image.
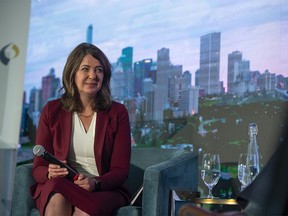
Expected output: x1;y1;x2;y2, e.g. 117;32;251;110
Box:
30;43;131;216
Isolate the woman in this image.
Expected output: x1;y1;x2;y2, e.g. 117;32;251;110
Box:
31;43;131;216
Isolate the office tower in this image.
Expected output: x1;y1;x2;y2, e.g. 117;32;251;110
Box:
117;47;133;72
29;87;41;113
251;70;261;87
111;71;123;100
41;68;60;107
143;78;154;121
154;48;171;122
134;59;153;97
227;51;242;93
233;59;253;95
111;66;134;101
87;24;93;44
156;47;170;90
199;32;221;95
169;76;185;107
28;87;42;127
258;70;276;93
166;65;182;107
140;59;157;84
134;60;144;97
179;86;199;116
114;47;134;98
183;70;192;88
111;63;127;100
236;60;250;83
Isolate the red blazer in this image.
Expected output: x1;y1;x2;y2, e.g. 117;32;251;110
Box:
31;99;131;200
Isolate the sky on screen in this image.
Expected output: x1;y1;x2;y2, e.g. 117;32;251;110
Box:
25;0;287;98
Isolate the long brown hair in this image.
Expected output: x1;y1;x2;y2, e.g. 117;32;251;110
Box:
61;43;112;112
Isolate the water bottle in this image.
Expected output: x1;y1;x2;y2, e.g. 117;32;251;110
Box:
246;123;260;182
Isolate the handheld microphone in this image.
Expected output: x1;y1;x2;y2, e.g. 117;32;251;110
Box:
33;144;79;181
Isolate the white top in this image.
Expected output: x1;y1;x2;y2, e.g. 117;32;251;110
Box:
68;112;99;177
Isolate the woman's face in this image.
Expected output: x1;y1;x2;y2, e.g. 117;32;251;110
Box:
75;54;104;98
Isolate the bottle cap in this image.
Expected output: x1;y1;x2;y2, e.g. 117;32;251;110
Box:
248;123;258;135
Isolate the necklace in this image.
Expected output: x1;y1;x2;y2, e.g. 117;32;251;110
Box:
78;112;95;118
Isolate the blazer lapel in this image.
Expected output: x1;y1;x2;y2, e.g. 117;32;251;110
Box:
95;111;109;175
59;109;72;159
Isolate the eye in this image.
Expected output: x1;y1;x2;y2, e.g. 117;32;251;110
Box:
95;67;103;73
81;66;89;72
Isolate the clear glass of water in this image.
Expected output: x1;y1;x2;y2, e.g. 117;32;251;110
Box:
201;153;221;198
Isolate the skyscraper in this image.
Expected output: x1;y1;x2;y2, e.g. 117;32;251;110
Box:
134;58;153;97
199;32;221;95
142;78;154;121
29;87;41;113
41;68;60;107
86;24;93;44
110;69;127;100
258;70;276;93
112;47;134;100
117;47;133;72
183;70;192;88
179;86;199;116
154;48;171;122
29;87;42;127
156;47;170;101
169;75;185;107
233;59;252;95
227;51;242;93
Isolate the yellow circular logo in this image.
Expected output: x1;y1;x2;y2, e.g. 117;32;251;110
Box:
0;43;20;65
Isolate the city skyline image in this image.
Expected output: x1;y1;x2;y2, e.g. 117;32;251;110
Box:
25;0;287;100
21;0;288;166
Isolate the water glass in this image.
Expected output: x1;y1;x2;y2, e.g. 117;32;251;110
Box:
201;153;221;198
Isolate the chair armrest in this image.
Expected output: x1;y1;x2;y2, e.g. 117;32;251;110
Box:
142;151;198;216
11;163;36;216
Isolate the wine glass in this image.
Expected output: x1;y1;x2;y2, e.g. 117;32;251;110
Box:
201;153;221;199
238;153;251;191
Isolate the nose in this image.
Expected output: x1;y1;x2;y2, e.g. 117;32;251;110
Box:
88;69;97;80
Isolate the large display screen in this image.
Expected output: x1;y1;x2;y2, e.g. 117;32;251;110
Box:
23;0;288;167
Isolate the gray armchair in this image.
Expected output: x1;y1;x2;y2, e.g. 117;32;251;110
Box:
11;148;198;216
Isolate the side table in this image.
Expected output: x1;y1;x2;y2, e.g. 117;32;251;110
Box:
191;198;238;206
173;191;241;215
191;197;241;213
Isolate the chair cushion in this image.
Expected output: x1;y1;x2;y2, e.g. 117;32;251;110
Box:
115;205;142;216
29;208;40;216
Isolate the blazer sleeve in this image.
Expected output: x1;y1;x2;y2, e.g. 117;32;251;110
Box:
32;100;65;184
32;103;51;183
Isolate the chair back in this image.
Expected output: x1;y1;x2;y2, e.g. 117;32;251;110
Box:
126;148;179;206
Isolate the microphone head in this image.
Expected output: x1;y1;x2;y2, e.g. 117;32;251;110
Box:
33;145;45;156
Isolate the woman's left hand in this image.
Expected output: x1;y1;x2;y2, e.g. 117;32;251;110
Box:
73;174;94;191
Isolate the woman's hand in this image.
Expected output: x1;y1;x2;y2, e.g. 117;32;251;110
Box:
74;174;95;191
47;160;69;179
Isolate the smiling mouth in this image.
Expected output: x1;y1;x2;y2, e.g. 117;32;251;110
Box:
86;82;97;86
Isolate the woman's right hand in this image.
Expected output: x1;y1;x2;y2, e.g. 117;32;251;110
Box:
47;160;69;179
